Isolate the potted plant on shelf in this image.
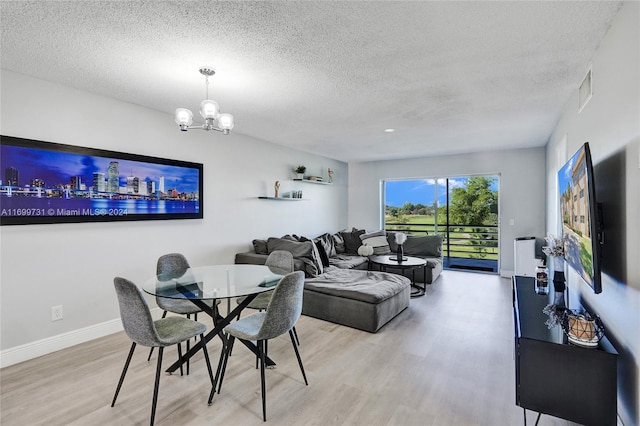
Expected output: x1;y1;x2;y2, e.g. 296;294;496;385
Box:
293;165;306;180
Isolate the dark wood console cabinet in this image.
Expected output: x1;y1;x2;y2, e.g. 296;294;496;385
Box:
512;276;617;426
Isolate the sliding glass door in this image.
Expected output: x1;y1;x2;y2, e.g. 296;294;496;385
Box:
383;175;499;273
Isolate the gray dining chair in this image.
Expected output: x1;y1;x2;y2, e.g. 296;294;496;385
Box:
209;270;308;421
112;277;214;426
148;253;218;374
236;250;294;308
236;250;300;345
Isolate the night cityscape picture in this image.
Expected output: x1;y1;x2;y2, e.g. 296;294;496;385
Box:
0;135;203;225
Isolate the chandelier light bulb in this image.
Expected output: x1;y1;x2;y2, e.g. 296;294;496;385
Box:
217;113;235;131
175;108;194;127
199;100;219;120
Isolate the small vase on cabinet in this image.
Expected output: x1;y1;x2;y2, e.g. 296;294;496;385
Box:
551;256;566;307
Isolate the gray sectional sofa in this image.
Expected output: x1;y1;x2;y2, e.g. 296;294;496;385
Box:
234;229;444;332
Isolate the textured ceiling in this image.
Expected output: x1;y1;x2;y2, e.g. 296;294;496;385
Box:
0;1;622;162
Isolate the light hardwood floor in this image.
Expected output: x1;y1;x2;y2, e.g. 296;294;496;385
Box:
1;270;580;426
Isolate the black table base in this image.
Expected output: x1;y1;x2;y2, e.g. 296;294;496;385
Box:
165;289;275;374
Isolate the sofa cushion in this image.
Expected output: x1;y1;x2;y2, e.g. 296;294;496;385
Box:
304;266;410;304
252;239;268;255
405;235;443;256
328;254;369;270
340;228;366;255
360;230;391;255
388;234;443;257
235;251;307;273
267;237;323;277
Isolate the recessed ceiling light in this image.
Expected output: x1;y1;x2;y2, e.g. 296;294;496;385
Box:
384;128;395;133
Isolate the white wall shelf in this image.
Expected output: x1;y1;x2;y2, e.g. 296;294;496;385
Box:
293;178;332;185
258;197;308;201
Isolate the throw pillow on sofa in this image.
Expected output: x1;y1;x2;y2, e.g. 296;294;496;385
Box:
267;237;323;277
359;230;391;255
340;228;366;255
313;234;335;267
252;239;269;255
315;233;336;258
331;231;346;254
313;240;331;267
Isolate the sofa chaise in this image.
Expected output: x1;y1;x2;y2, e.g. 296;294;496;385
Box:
234;229;444;332
235;232;412;332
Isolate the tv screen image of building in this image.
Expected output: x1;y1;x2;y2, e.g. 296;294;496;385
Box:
557;142;602;294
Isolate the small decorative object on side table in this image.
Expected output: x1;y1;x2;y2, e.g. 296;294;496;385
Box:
390;232;407;262
562;310;605;348
542;233;566;307
534;263;549;295
358;245;374;257
274;181;280;198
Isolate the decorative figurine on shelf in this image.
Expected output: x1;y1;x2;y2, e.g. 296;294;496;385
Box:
274;181;280;198
327;168;334;183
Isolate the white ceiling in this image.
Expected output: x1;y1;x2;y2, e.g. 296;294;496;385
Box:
0;1;622;163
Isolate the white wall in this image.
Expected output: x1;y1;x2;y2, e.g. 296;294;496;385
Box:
348;147;546;276
0;70;348;365
545;3;639;425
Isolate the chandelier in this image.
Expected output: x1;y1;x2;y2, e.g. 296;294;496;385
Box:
174;67;234;134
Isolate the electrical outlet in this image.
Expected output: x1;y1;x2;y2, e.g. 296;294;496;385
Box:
51;305;63;321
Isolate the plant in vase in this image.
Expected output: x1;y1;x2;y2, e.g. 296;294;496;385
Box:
542;233;567;307
543;303;567;329
293;165;306;180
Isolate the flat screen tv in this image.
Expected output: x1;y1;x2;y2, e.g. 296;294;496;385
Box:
557;142;603;294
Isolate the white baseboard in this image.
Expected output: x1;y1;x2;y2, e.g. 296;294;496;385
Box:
0;307;162;369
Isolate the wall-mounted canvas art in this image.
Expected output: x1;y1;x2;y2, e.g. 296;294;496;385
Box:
0;135;203;225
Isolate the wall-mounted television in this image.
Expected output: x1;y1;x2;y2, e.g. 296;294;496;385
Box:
558;142;603;294
1;135;203;225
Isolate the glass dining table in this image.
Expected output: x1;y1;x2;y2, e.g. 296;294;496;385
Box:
142;264;284;374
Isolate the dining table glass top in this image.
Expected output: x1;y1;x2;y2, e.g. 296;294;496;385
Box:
142;264;285;301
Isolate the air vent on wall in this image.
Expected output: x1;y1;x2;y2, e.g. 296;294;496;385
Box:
579;67;592;113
